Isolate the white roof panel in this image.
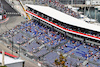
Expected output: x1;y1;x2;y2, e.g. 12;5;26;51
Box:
0;54;24;65
26;4;100;32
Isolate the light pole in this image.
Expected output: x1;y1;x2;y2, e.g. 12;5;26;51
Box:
17;41;20;57
33;0;35;4
95;9;97;20
11;31;14;55
48;0;50;6
71;0;73;5
0;24;3;34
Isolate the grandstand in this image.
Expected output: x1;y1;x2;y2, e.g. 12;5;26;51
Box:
26;4;100;41
1;3;100;67
2;18;100;67
25;4;100;67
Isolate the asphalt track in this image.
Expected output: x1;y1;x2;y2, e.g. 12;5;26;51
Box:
1;0;20;16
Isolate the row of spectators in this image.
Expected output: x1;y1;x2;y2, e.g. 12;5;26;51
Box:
57;23;100;38
57;39;99;59
16;20;67;50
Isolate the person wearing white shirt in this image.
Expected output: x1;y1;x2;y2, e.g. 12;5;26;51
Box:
99;46;100;50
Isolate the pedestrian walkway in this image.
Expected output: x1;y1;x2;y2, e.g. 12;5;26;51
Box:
6;12;20;15
6;12;20;16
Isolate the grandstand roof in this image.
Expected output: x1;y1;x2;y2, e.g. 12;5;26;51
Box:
26;4;100;32
0;53;24;65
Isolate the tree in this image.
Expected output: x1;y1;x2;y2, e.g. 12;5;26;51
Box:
55;58;58;67
61;61;65;66
54;53;67;67
58;62;60;67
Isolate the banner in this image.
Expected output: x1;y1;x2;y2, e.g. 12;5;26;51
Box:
0;15;2;19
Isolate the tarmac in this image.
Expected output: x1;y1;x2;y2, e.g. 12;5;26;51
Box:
1;0;20;16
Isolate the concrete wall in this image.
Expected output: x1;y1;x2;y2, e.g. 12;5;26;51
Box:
6;62;23;67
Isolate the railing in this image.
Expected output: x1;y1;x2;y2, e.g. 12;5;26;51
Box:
18;0;31;20
0;51;18;58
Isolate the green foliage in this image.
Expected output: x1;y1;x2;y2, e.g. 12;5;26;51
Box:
55;58;58;65
54;53;67;67
0;66;7;67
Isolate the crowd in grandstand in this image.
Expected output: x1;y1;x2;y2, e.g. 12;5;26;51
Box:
2;19;100;67
27;8;100;38
3;28;29;44
38;0;80;18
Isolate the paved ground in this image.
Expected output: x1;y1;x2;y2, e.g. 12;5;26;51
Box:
0;16;25;34
1;0;20;16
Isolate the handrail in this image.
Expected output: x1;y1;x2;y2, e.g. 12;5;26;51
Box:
18;0;31;20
